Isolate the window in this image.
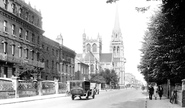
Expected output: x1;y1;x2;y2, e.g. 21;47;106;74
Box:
86;44;91;52
42;44;44;49
31;15;34;24
18;46;22;57
46;60;49;68
37;52;40;61
4;0;8;10
32;33;35;42
37;19;40;26
117;46;120;53
113;46;116;53
31;50;34;60
3;21;7;32
12;44;15;56
37;36;40;44
52;61;54;69
52;49;54;55
12;3;16;14
56;50;58;57
19;8;22;17
3;42;7;54
25;48;29;59
92;43;97;52
62;64;64;72
19;28;22;38
12;24;16;35
25;12;29;20
12;68;16;76
25;30;28;40
90;64;94;72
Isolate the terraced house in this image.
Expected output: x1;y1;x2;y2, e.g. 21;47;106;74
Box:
0;0;44;79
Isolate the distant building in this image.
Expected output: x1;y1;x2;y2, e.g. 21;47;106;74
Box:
77;33;113;78
74;58;89;80
0;0;44;79
77;6;126;86
125;73;136;85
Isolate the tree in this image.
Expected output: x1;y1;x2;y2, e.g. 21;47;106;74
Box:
90;69;119;87
100;69;119;87
14;63;43;80
106;0;119;3
90;74;106;84
138;0;185;85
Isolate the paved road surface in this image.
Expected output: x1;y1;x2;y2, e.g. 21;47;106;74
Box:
0;88;146;108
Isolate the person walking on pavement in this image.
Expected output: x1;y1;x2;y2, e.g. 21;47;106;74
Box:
158;85;163;100
148;85;154;100
153;83;158;100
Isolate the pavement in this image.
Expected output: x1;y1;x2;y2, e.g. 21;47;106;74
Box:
143;90;182;108
146;97;182;108
0;93;67;105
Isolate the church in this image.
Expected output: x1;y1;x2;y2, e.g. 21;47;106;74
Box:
76;6;126;86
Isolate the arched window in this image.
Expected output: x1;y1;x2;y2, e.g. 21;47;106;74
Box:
92;43;97;52
86;44;91;52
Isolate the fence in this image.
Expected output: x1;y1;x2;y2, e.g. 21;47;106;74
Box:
58;82;67;94
0;78;15;99
18;80;37;97
0;77;67;99
42;80;56;95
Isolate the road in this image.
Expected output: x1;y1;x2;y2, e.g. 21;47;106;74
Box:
0;88;146;108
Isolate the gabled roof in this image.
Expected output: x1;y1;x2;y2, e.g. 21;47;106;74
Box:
100;53;112;62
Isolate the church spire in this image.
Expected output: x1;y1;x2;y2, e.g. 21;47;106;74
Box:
113;4;121;32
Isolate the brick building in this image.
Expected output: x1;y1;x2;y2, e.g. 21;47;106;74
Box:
0;0;76;82
41;36;60;80
60;45;76;82
0;0;44;79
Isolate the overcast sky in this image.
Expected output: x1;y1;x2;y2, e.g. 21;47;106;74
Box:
25;0;161;84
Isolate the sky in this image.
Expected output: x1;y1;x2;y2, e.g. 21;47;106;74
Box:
25;0;161;84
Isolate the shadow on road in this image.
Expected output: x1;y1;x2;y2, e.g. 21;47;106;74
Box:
110;98;145;108
72;97;94;101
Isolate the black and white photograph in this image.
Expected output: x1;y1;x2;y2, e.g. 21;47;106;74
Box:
0;0;184;108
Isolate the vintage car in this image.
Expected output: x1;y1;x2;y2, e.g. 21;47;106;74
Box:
69;80;96;100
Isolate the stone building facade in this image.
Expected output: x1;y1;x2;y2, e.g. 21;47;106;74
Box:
110;7;126;86
0;0;76;83
77;6;126;86
0;0;44;79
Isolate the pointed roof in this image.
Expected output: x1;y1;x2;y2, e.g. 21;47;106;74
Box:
113;4;121;32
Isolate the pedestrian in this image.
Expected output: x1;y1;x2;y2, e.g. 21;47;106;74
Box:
153;83;158;100
148;85;154;100
158;85;163;100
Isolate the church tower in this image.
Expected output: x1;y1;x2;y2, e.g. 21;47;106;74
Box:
82;32;102;62
110;4;126;87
